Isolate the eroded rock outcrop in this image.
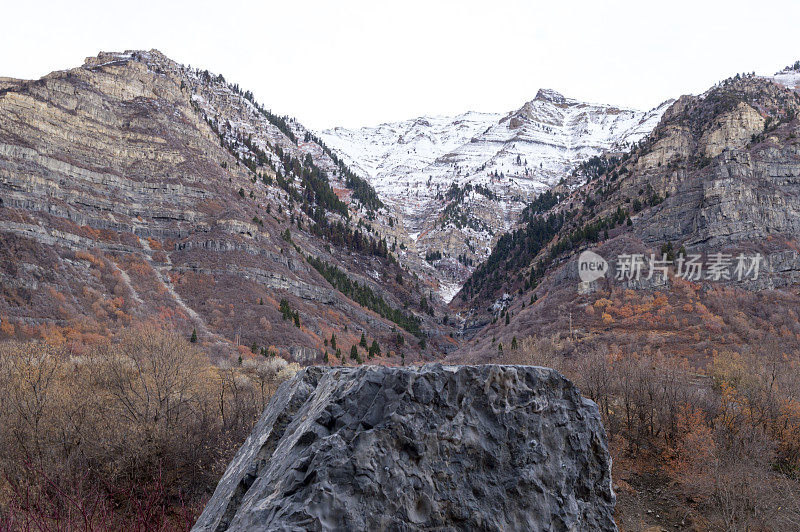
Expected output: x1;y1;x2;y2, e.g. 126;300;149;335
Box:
193;364;616;531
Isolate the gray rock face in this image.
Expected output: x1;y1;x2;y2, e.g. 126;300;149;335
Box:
193;364;616;532
0;50;444;362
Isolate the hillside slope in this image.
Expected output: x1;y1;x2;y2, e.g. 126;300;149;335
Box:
0;50;450;362
451;69;800;363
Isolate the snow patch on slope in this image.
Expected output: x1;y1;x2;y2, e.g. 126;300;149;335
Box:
772;65;800;90
322;111;501;183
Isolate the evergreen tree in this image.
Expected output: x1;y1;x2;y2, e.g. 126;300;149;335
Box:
305;255;423;337
420;296;429;312
350;345;358;361
360;332;367;348
279;298;292;320
330;333;337;350
369;340;381;358
661;241;675;262
511;336;518;350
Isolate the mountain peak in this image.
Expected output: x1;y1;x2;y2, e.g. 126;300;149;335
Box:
79;49;175;73
534;88;567;103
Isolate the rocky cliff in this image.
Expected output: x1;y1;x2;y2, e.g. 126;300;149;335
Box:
0;50;449;361
452;69;800;359
193;364;616;531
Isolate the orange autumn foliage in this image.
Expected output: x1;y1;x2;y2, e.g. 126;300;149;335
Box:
0;317;15;337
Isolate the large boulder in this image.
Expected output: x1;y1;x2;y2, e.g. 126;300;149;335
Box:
193;364;616;531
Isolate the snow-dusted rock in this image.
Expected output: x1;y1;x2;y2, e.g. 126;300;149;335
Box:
321;91;671;295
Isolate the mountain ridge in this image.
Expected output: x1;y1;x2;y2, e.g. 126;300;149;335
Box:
320;91;673;298
0;49;452;362
451;67;800;353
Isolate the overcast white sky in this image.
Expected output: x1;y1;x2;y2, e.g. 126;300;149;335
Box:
2;0;799;129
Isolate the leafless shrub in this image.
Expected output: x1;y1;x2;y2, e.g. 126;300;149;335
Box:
0;324;299;529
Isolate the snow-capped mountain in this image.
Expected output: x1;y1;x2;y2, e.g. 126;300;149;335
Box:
320;90;672;300
321;111;502;188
